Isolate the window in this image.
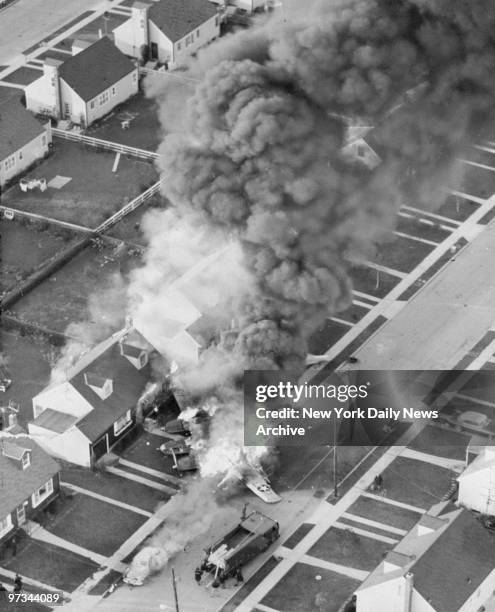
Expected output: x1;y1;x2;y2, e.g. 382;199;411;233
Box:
196;29;200;37
41;134;46;146
64;102;70;116
21;452;30;470
139;352;147;368
177;41;181;51
114;410;132;436
99;90;109;105
18;150;23;161
357;144;365;158
111;86;116;96
33;405;44;419
4;155;15;171
0;515;13;539
215;16;219;26
32;479;53;508
90;100;95;109
132;71;137;82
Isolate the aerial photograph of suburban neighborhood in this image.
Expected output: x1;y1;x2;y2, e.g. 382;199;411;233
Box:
2;0;495;611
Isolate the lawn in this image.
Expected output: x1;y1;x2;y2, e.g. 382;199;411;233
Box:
349;264;400;299
308;526;391;571
396;215;451;244
0;217;80;294
261;562;359;612
379;456;454;509
0;329;51;426
456;163;495;200
347;496;422;532
85;92;164;152
108;196;165;246
336;303;370;324
373;234;435;274
62;465;165;513
283;523;314;549
1;139;158;228
10;241;141;334
119;431;179;473
408;424;469;460
2;537;98;593
308;319;351;354
458;371;495;404
2;66;41;85
45;493;147;557
432;195;481;222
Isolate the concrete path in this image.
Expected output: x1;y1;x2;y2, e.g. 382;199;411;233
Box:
400;448;464;472
341;512;408;536
332;521;399;545
105;466;178;495
359;491;426;514
0;566;71;600
118;458;182;486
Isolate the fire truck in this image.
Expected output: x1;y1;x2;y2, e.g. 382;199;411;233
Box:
201;510;279;586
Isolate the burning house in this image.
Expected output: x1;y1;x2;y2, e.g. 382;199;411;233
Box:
28;323;170;468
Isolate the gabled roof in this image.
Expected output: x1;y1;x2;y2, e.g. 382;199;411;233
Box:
59;36;135;102
31;408;78;434
120;343;144;359
149;0;217;42
2;441;30;461
459;447;495;479
0;97;46;161
0;434;60;518
84;372;109;390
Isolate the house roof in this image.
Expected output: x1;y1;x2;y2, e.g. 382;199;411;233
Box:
120;343;143;359
31;408;78;434
411;510;495;611
0;434;60;518
2;441;30;461
68;329;162;442
59;36;135;102
0;97;46;161
149;0;218;43
459;447;495;479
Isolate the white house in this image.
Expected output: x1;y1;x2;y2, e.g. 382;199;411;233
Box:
458;446;495;515
28;324;168;468
356;508;495;612
210;0;268;14
0;95;51;188
25;37;138;127
113;0;220;67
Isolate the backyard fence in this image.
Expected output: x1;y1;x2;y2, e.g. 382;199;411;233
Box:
52;128;160;160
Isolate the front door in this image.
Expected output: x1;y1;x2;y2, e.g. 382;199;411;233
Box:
150;42;158;60
16;505;25;526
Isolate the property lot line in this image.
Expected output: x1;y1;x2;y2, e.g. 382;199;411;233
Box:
118;458;182;486
330;316;353;327
61;481;153;517
481;142;495;153
26;520;127;573
393;230;438;246
0;205;92;233
352;299;374;309
360;492;426;514
361;260;407;279
448;188;486;205
256;604;281;612
352;290;380;303
341;512;408;536
300;553;370;582
332;521;399;545
401;204;462;226
454;392;495;409
458;158;495;173
106;465;178;495
400;448;464;472
308;191;495;373
0;567;71;600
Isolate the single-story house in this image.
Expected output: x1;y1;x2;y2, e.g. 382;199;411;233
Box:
28;323;168;468
25;36;138;127
0;95;51;188
356;508;495;612
0;434;61;548
458;446;495;516
113;0;220;67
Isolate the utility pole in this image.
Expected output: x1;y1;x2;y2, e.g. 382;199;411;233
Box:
333;415;338;499
171;567;180;612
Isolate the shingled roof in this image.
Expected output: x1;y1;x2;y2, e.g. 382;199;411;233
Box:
0;435;60;518
149;0;217;42
0;97;46;161
59;36;135;102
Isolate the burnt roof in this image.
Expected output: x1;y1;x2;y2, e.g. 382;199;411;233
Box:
59;36;135;102
0;97;46;161
149;0;217;42
0;435;60;518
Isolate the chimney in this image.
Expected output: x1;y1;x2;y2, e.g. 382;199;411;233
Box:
131;2;150;53
125;315;133;330
42;58;63;119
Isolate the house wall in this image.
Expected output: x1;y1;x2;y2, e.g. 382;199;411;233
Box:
172;14;220;67
85;69;139;126
458;468;495;515
113;5;149;60
28;424;92;468
32;382;93;420
0;128;49;187
0;472;60;547
459;568;495;612
59;79;87;126
165;331;200;365
342;138;382;170
148;21;174;64
25;69;60;118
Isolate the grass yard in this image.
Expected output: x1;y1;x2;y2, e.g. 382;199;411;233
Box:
10;241;141;334
1;140;158;228
2;66;41;85
108;196;165;245
432;195;481;222
374;234;436;274
308;319;350;354
408;424;469;460
458;371;495;404
0;329;51;426
0;217;80;294
457;163;495;200
261;562;360;612
379;456;454;509
119;431;179;473
336;302;370;324
349;264;400;299
45;493;147;557
283;523;314;549
396;215;451;244
2;537;99;593
347;495;422;532
85;93;164;152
